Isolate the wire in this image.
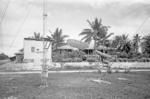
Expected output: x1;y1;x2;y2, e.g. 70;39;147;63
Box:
9;2;33;50
134;17;149;35
0;0;11;25
0;0;11;50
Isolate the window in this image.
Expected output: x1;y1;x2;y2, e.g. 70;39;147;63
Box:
36;49;39;51
31;47;35;52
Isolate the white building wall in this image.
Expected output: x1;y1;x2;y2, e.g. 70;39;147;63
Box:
24;39;52;66
138;43;142;53
24;40;42;59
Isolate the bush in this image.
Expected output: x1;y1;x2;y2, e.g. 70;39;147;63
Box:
86;55;99;62
52;50;72;62
124;68;130;73
54;55;63;62
130;59;136;62
87;58;96;62
62;58;72;62
64;66;82;70
123;58;128;62
115;69;119;73
78;51;86;58
0;53;9;60
118;58;123;62
72;58;82;62
63;65;95;70
118;52;129;58
107;67;112;74
148;58;150;62
137;58;149;62
82;56;87;61
97;69;101;74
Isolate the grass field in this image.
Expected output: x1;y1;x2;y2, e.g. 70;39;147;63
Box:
0;72;150;99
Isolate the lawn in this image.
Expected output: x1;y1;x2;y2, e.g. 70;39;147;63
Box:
0;72;150;99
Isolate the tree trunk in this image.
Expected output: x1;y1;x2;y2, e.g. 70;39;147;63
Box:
94;39;101;72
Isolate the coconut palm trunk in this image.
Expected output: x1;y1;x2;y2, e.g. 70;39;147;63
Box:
79;18;114;73
93;38;96;55
93;38;101;72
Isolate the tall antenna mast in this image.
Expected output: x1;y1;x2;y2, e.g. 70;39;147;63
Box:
41;0;48;87
43;0;46;66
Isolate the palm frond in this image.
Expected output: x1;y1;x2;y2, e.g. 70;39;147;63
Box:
79;29;92;36
81;34;92;41
87;20;93;29
105;32;114;39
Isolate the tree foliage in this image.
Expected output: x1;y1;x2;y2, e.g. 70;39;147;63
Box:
142;34;150;57
112;34;132;55
132;34;141;54
0;53;9;60
33;32;42;40
79;18;113;48
47;28;69;50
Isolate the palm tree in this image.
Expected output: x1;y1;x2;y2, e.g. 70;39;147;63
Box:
79;18;114;49
142;34;150;56
117;34;132;54
133;34;141;54
32;32;41;40
118;34;128;48
112;34;129;49
120;41;132;54
111;35;123;48
47;28;69;50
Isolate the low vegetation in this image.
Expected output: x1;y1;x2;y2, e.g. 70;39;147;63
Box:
0;72;150;99
0;53;9;60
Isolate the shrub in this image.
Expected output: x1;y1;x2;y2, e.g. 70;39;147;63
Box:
107;67;112;74
115;69;119;73
118;58;122;62
97;69;101;74
62;58;72;62
0;53;9;60
130;59;136;62
87;58;96;62
78;51;86;58
64;66;82;70
52;52;63;62
72;58;82;62
82;56;87;61
118;52;129;58
124;68;130;73
148;58;150;62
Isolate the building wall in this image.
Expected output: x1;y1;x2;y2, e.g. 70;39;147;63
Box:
16;54;23;63
24;39;52;66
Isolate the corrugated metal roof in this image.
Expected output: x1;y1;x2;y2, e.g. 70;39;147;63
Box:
57;45;78;50
67;39;88;49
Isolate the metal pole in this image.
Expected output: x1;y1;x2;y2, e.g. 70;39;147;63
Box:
0;22;2;49
43;0;46;68
41;0;48;87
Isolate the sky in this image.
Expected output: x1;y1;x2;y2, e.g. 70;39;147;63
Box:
0;0;150;56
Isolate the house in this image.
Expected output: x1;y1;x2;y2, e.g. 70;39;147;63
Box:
15;52;23;63
24;38;52;66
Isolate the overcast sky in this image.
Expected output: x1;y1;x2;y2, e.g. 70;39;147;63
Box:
0;0;150;56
